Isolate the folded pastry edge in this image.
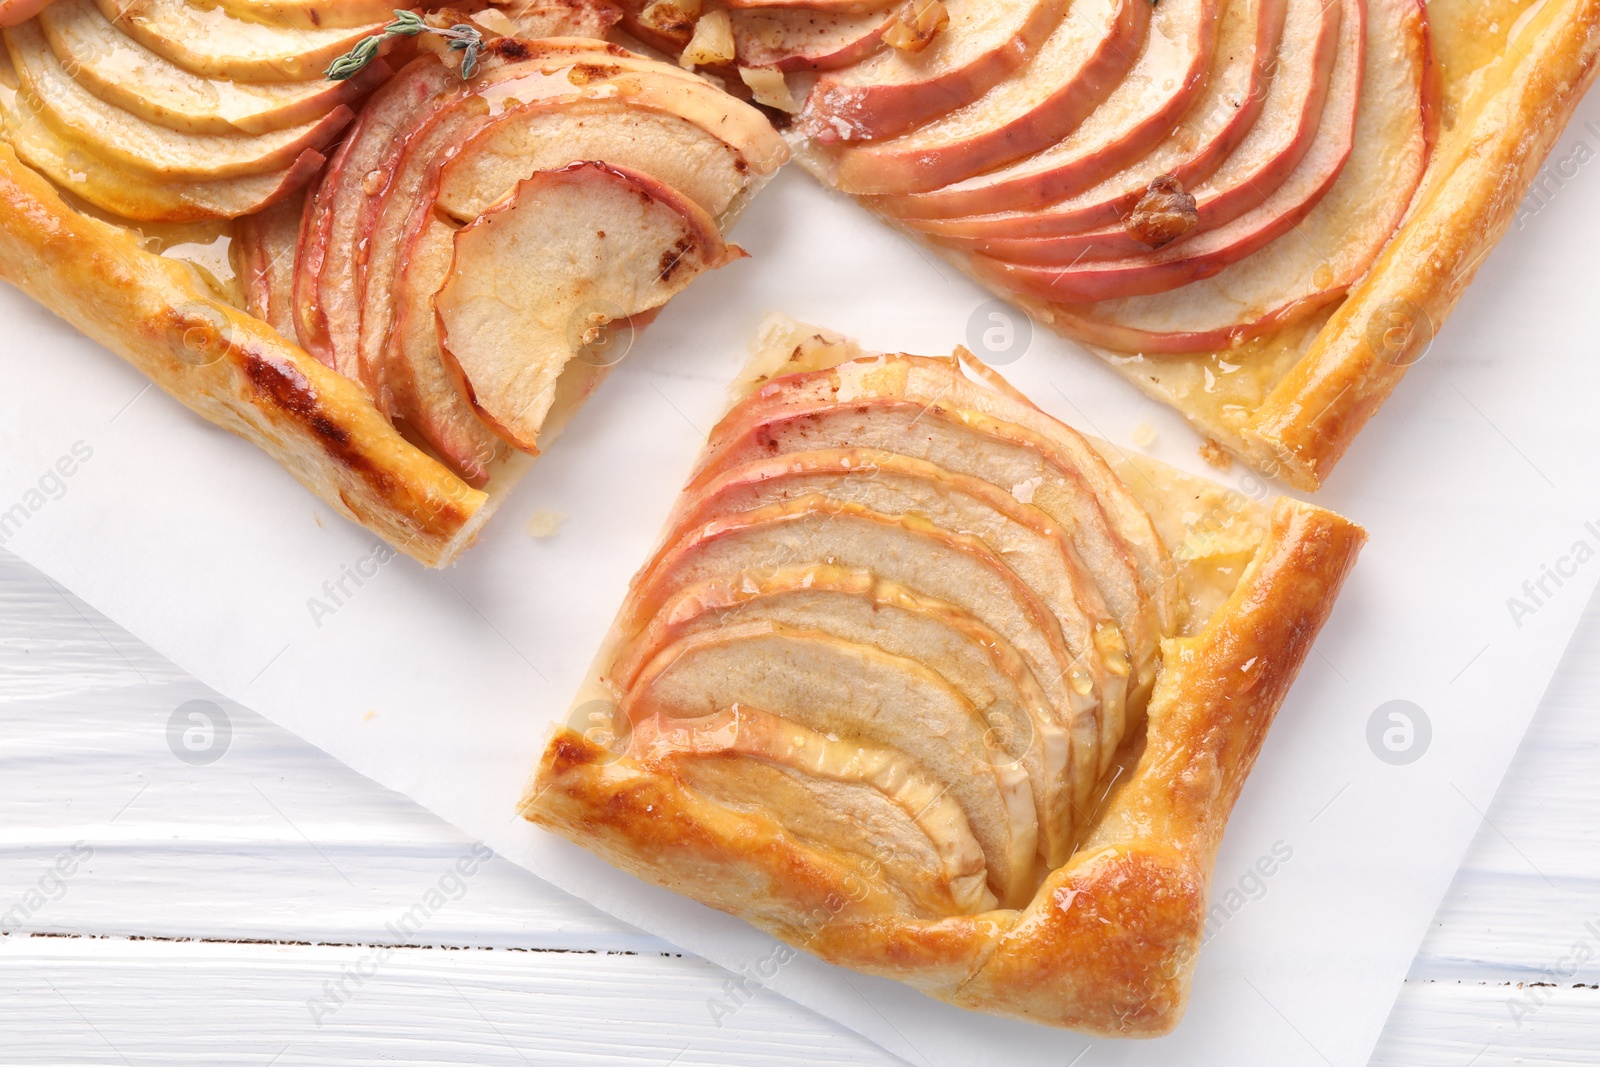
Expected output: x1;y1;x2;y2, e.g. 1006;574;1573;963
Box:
521;495;1366;1036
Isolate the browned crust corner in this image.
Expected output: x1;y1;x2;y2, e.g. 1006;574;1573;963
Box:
1242;0;1600;489
522;497;1366;1034
0;144;489;567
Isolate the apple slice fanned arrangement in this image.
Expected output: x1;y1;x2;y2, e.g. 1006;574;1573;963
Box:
0;1;789;562
523;315;1366;1034
642;0;1599;490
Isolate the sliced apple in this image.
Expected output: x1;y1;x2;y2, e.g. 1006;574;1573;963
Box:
620;564;1074;865
906;0;1284;239
1028;0;1427;352
970;0;1345;273
826;0;1152;195
434;162;741;454
3;95;324;220
700;352;1178;642
799;0;1063;142
292;55;460;372
731;6;894;71
39;0;388;136
639;707;995;916
5;21;354;180
876;0;1233;221
234;189;303;338
380;213;504;487
972;0;1357;300
679;447;1119;808
623;498;1085;793
434;91;781;223
209;0;404;30
94;0;383;81
501;0;625;39
691;392;1156;735
622;620;1040;907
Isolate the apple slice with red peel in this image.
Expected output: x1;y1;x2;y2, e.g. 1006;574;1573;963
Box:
904;0;1284;235
94;0;383;81
503;0;625;39
435;88;785;223
355;49;783;405
731;7;894;71
973;0;1345;269
874;0;1227;220
1028;0;1428;352
40;0;389;137
799;0;1064;143
972;0;1357;301
435;162;743;454
4;96;325;220
5;21;354;180
234;190;304;339
292;55;460;373
382;214;504;487
827;0;1152;195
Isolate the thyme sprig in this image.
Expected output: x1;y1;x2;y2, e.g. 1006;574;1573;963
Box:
326;10;486;81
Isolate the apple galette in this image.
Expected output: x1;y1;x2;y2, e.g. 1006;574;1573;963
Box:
639;0;1599;488
522;315;1365;1034
0;2;786;563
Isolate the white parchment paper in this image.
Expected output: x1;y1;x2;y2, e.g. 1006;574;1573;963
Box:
4;91;1600;1064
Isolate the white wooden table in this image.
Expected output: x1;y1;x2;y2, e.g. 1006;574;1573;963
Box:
1;546;1596;1066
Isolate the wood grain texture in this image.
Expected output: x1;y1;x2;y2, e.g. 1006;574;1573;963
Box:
1;547;1597;1065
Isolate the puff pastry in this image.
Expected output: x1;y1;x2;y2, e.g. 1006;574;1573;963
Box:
523;315;1365;1034
0;3;786;564
748;0;1600;488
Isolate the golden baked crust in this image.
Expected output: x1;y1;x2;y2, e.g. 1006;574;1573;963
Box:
1243;0;1600;485
789;0;1600;489
521;324;1365;1034
0;143;491;565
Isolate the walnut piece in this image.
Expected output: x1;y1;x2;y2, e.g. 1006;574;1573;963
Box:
883;0;949;53
1123;175;1199;250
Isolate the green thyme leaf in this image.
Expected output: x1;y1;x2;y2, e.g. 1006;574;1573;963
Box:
324;10;488;81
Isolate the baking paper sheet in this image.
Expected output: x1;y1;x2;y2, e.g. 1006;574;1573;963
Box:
4;89;1600;1065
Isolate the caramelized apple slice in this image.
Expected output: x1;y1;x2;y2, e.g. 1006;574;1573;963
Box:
971;0;1345;271
679;447;1117;825
622;621;1039;907
40;0;388;136
731;6;894;71
435;90;782;223
435;162;742;454
234;190;303;338
1033;0;1428;352
878;0;1236;221
384;214;505;487
94;0;382;81
3;96;323;220
828;0;1152;194
800;0;1063;142
974;0;1358;299
639;707;995;916
622;565;1072;865
6;21;353;180
293;55;460;372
